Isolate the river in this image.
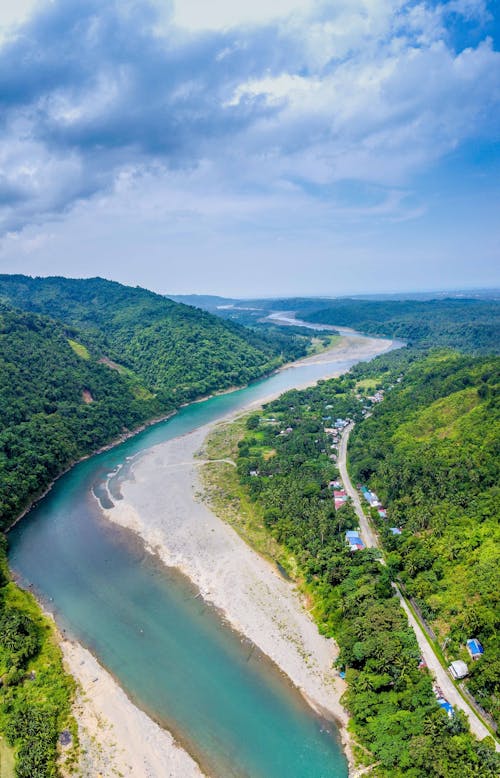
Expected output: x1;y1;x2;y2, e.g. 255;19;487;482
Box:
8;336;396;778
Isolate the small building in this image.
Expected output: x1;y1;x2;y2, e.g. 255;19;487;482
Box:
361;488;380;507
449;660;468;680
389;527;402;535
345;530;364;551
378;508;387;519
334;489;348;510
466;639;484;661
437;698;454;718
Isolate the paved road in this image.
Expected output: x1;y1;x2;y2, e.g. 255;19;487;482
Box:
337;423;499;748
337;422;378;548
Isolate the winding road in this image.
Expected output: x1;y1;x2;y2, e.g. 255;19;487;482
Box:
338;423;499;749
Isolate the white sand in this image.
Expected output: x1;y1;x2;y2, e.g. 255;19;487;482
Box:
105;424;348;727
62;640;204;778
60;335;394;775
98;335;396;773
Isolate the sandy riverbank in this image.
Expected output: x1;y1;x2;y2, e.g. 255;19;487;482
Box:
96;335;396;774
279;334;397;370
62;640;204;778
104;423;352;764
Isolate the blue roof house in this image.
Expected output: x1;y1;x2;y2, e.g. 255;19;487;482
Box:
437;698;454;718
466;639;484;660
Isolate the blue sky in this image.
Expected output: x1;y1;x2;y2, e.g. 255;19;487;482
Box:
0;0;498;297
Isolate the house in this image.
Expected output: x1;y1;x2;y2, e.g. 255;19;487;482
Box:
345;530;364;551
361;488;381;507
437;698;454;717
334;490;348;510
449;660;468;680
466;639;484;661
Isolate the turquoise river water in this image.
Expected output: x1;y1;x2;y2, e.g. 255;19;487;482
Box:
8;343;394;778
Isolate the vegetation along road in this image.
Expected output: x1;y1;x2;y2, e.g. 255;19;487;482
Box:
338;422;499;749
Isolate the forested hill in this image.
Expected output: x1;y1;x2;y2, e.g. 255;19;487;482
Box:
296;298;500;353
349;352;500;724
0;275;308;404
0;304;164;530
0;276;310;530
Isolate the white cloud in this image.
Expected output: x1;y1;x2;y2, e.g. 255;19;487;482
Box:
0;0;42;43
0;0;498;265
171;0;316;31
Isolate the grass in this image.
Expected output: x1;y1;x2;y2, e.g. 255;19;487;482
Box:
199;417;296;574
355;377;380;392
0;736;14;778
98;355;155;400
307;334;341;356
0;583;79;775
67;339;90;360
130;383;155;401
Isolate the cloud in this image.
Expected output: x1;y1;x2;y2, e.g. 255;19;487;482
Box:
0;0;498;235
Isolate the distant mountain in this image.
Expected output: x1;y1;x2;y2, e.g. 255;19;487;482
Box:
297;297;500;353
171;294;500;352
169;294;243;309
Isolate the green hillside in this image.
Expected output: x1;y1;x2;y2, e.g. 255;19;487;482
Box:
0;304;163;531
0;276;311;532
349;353;500;723
0;275;308;403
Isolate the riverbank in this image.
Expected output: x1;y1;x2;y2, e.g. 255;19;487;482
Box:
5;333;340;535
61;640;204;778
104;423;352;767
99;335;395;774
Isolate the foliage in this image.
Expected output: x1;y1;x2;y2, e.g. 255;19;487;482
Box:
0;275;310;531
0;305;163;531
0;275;309;404
349;352;500;724
230;351;499;775
0;275;311;774
296;298;500;353
0;542;75;777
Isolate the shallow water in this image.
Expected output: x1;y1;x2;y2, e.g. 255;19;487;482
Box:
9;341;395;777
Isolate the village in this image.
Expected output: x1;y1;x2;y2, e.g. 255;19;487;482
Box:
323;405;489;734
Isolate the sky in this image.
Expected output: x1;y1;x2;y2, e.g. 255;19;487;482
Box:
0;0;499;297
